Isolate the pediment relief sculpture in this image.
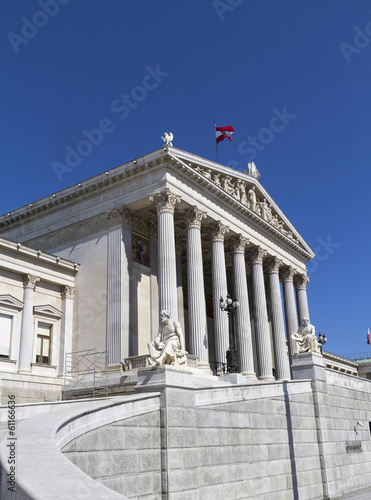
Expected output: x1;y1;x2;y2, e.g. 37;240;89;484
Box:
192;164;300;246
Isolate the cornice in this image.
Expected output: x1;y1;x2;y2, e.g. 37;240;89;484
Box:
0;146;314;261
24;206;133;251
0;237;79;272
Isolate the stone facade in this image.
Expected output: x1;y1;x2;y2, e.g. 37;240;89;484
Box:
0;147;315;394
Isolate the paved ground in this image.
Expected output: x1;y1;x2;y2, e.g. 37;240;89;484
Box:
342;490;371;500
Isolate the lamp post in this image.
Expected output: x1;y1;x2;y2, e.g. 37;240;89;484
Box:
219;294;239;373
318;332;327;354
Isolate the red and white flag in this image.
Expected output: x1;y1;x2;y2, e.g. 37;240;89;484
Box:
367;328;370;345
215;125;234;143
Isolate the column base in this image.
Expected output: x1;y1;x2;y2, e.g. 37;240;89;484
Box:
197;362;213;375
258;375;275;381
242;371;258;381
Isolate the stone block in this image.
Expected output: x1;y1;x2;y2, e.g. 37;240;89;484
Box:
195;409;210;427
124;426;153;449
209;410;231;428
167;468;199;492
167;427;184;448
182;427;197;447
139;449;161;472
86;451;112;478
197;447;212;466
124;472;161;497
210;445;233;466
198;465;225;486
110;450;139;475
183;448;199;469
182;408;196;427
197;427;220;447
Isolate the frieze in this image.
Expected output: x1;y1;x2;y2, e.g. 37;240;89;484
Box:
24;206;133;251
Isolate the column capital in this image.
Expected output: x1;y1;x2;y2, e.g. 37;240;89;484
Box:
248;246;267;264
149;189;181;214
106;205;133;226
230;234;249;254
266;257;283;274
183;206;207;229
207;221;229;242
61;285;75;299
23;274;40;289
280;266;296;283
294;274;310;290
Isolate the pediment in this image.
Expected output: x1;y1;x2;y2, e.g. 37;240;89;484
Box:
0;294;24;310
34;304;63;319
166;148;314;259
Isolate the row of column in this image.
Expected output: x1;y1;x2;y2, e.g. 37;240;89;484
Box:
150;189;310;380
18;274;74;374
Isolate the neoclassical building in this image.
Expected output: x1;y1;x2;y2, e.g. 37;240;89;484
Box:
0;145;316;396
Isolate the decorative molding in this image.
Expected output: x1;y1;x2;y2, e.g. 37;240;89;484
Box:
230;235;249;254
183;206;207;229
206;222;229;243
61;285;75;299
149;189;181;214
248;246;267;265
23;274;40;289
24;207;133;251
265;257;283;274
280;266;296;283
294;274;310;290
0;294;24;310
33;304;63;319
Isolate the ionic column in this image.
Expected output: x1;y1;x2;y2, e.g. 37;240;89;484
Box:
59;286;75;376
18;274;40;372
183;207;209;369
266;258;291;380
249;247;274;380
295;274;310;323
231;235;256;378
208;222;229;366
150;189;181;320
281;267;299;362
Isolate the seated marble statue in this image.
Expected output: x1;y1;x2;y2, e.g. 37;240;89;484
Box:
148;310;187;366
291;317;321;354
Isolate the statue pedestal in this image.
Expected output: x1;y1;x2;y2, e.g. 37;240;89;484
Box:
291;352;326;383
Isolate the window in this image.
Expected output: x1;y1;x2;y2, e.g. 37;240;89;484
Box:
36;323;52;364
0;314;12;359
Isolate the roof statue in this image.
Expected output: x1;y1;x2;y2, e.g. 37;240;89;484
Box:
161;132;173;147
247;161;260;180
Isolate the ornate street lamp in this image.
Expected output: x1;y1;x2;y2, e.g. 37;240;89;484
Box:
318;332;327;353
219;294;239;373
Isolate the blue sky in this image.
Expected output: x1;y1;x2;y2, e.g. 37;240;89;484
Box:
1;0;370;357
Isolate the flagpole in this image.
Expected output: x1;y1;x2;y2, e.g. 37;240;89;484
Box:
214;121;219;163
